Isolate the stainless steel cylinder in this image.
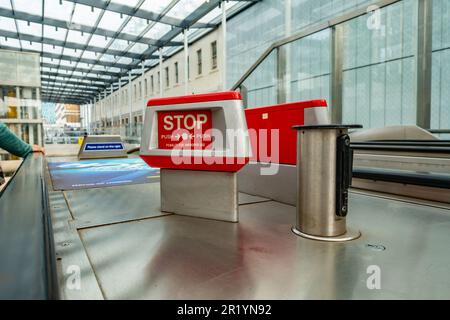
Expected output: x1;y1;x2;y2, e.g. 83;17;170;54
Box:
292;125;362;241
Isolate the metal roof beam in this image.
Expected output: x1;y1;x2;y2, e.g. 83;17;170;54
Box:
41;63;120;77
0;30;162;60
41;76;106;88
126;0;222;72
42;93;89;100
0;45;132;69
0;8;182;47
42;82;100;91
42;71;114;83
64;0;214;29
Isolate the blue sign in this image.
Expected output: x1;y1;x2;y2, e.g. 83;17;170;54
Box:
84;143;124;152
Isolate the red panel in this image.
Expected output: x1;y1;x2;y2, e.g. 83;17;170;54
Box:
245;100;328;165
157;110;212;150
140;155;249;172
148;91;242;107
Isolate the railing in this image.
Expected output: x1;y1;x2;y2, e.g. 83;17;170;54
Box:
230;0;449;136
0;154;58;299
231;0;403;98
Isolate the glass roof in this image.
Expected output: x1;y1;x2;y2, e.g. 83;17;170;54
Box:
0;0;255;104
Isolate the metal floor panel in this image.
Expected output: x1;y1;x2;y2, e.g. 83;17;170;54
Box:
238;193;271;205
64;183;169;229
77;193;450;299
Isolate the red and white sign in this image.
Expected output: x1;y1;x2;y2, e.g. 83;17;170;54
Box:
140;91;251;172
158;110;212;150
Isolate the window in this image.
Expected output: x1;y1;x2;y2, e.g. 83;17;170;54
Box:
151;75;154;93
165;66;169;87
139;81;142;99
144;78;148;97
197;49;202;75
157;71;160;90
174;62;179;84
211;41;217;69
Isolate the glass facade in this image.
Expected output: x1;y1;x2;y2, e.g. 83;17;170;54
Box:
0;50;42;159
241;51;277;108
227;0;285;89
342;0;417;128
288;29;332;106
229;0;449;133
431;0;450;137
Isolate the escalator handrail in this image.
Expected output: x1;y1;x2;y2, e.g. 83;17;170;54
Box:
351;144;450;153
0;154;59;299
352;167;450;189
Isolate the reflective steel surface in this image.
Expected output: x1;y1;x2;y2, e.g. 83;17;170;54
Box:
74;193;450;299
65;182;167;229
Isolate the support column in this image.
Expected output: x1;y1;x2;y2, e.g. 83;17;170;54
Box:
184;29;189;94
277;46;287;104
159;48;163;97
36;87;42;146
110;84;114;132
128;71;133;136
221;1;227;91
88;100;92;134
103;89;107;131
284;0;292;103
416;0;433;129
141;61;146;118
15;86;22;139
118;78;122;131
331;24;344;124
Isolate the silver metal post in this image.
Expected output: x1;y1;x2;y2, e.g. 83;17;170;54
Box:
416;0;433;129
88;100;92;134
292;124;362;242
98;94;102;132
128;71;133;136
118;78;122;131
331;25;344;124
103;89;107;131
141;60;146;117
110;84;114;132
36;87;42;146
159;48;163;97
221;1;227;91
184;29;189;94
284;0;292;103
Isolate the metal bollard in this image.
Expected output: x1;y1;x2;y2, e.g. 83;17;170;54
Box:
292;125;362;242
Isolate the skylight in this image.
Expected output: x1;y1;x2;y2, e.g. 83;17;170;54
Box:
0;0;251;104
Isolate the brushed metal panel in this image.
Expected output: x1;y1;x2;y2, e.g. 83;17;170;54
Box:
238;193;271;205
161;169;238;222
64;183;169;229
79;193;450;299
238;162;297;205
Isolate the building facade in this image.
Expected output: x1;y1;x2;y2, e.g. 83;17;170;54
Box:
90;0;450;139
91;26;223;139
227;0;450;137
0;49;42;158
55;103;80;127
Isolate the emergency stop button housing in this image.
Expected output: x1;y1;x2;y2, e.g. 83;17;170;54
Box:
140;92;251;222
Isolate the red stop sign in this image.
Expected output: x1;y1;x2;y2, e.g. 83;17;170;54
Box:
157;110;212;150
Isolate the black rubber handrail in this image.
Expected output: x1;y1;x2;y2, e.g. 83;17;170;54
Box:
0;154;59;299
352;140;450;146
352;167;450;189
351;144;450;153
